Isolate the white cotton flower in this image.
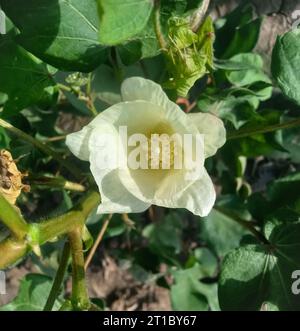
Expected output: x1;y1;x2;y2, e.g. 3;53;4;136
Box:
66;77;226;217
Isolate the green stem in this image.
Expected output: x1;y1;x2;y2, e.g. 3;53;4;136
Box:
86;73;98;117
214;206;270;245
0;193;29;239
227;118;300;140
29;175;86;192
57;83;73;93
43;242;70;311
57;83;81;97
154;0;167;50
0;118;82;180
0;238;29;268
69;227;90;310
0;191;101;269
37;191;100;244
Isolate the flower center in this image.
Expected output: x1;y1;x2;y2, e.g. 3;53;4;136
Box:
143;134;180;170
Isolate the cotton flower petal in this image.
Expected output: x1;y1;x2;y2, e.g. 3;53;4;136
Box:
66;77;218;217
188;113;226;158
65;126;93;161
121;76;171;110
88;100;205;205
88;126;151;214
173;168;216;217
121;77;201;137
93;169;151;214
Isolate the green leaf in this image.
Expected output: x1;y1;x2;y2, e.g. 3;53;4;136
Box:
118;41;143;66
0;34;56;116
272;28;300;105
215;58;254;71
190;247;219;275
0;127;10;149
219;221;300;311
244;172;300;224
280;118;300;163
0;274;61;311
161;0;189;15
222;18;262;59
200;196;248;257
98;0;153;45
226;53;271;87
117;16;160;65
1;0;107;72
224;108;285;158
215;4;261;59
171;264;218;311
91;59;164;111
171;267;208;311
143;213;183;262
91;65;123;110
197;87;260;129
267;172;300;213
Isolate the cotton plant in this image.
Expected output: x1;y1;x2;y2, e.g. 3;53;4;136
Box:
1;0;299;313
66;77;226;217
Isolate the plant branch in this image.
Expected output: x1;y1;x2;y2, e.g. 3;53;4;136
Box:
43;242;70;311
0;190;101;269
37;191;100;244
154;0;167;50
214;206;270;245
0;193;29;239
29;175;86;192
0;118;82;180
69;226;90;310
86;73;98;117
227;118;300;140
84;214;112;270
190;0;211;32
0;238;29;268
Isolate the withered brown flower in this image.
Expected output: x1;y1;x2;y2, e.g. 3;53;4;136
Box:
0;150;30;205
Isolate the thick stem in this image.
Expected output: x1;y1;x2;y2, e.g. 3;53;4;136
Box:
0;118;82;180
69;227;90;310
43;242;70;311
0;193;29;239
0;191;101;269
154;0;167;50
227;118;300;140
37;191;100;244
0;238;29;269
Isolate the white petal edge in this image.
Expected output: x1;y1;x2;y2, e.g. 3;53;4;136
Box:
89;150;150;215
95;170;151;214
121;77;171;110
121;77;201;136
173;168;216;217
65;126;93;161
188;113;226;158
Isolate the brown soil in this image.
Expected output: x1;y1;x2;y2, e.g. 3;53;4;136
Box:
0;256;171;311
